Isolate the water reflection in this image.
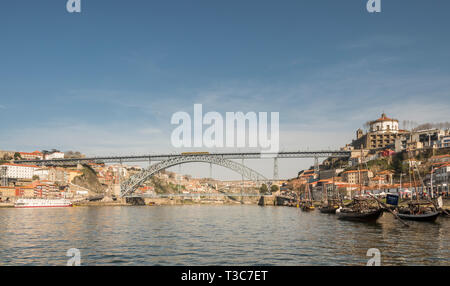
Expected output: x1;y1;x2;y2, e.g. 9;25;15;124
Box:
0;205;448;265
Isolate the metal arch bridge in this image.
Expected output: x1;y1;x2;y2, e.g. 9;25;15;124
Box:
120;155;270;197
14;150;351;166
12;150;351;197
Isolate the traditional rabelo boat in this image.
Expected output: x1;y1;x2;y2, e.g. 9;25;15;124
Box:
300;183;315;211
319;177;340;214
396;201;440;222
336;197;383;222
319;204;338;214
393;157;440;222
336;150;383;222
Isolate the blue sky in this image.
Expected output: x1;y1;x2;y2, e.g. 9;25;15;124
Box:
1;0;450;178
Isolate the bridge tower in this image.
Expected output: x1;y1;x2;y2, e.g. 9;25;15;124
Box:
314;156;319;174
209;162;213;179
273;157;279;181
0;166;7;187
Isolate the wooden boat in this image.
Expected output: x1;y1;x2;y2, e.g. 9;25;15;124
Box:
319;205;338;214
336;196;383;222
336;153;383;222
319;178;340;214
300;182;315;211
396;201;440;222
397;211;440;222
394;155;440;222
301;203;315;211
336;207;383;222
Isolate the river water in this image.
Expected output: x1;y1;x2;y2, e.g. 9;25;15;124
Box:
0;205;448;266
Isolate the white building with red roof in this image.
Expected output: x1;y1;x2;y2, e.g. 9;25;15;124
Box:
369;113;399;134
352;113;407;150
19;151;43;160
0;163;40;179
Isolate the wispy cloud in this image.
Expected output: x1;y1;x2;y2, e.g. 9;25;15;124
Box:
4;53;450;179
338;35;414;50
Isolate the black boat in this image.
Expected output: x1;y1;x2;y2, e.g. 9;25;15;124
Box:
319;178;340;214
396;201;440;222
300;182;315;211
335;151;383;222
319;205;338;214
336;207;383;222
397;211;440;222
301;201;315;211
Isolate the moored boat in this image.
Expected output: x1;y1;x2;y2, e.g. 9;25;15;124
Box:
336;207;383;222
397;211;440;222
319;205;338;214
301;203;315;211
300;180;315;211
336;195;383;222
335;151;383;222
14;198;73;208
319;177;340;214
395;201;440;222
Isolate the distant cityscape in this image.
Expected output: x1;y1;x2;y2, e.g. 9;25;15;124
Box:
1;113;449;205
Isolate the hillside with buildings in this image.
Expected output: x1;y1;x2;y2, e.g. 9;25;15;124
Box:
1;113;449;204
288;113;450;201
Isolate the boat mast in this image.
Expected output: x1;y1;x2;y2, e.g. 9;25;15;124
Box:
306;182;310;202
332;175;336;202
358;148;363;197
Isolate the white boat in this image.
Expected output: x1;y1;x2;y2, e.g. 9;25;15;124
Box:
14;198;73;208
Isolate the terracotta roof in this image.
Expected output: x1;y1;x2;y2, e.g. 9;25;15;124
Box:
1;163;40;168
343;169;370;174
371;176;385;181
431;154;450;159
378;170;394;175
19;151;42;156
372;113;398;123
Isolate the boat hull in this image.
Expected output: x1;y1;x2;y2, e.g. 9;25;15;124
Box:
337;209;383;222
319;206;338;214
397;211;440;222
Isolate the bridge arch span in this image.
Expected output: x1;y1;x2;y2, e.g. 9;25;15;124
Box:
120;155;269;197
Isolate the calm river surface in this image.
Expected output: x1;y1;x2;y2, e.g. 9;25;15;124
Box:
0;205;448;266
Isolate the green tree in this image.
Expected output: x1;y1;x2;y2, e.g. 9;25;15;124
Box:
13;152;21;160
259;183;269;194
270;184;279;193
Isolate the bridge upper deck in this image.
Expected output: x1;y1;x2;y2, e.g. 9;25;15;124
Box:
13;150;350;166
